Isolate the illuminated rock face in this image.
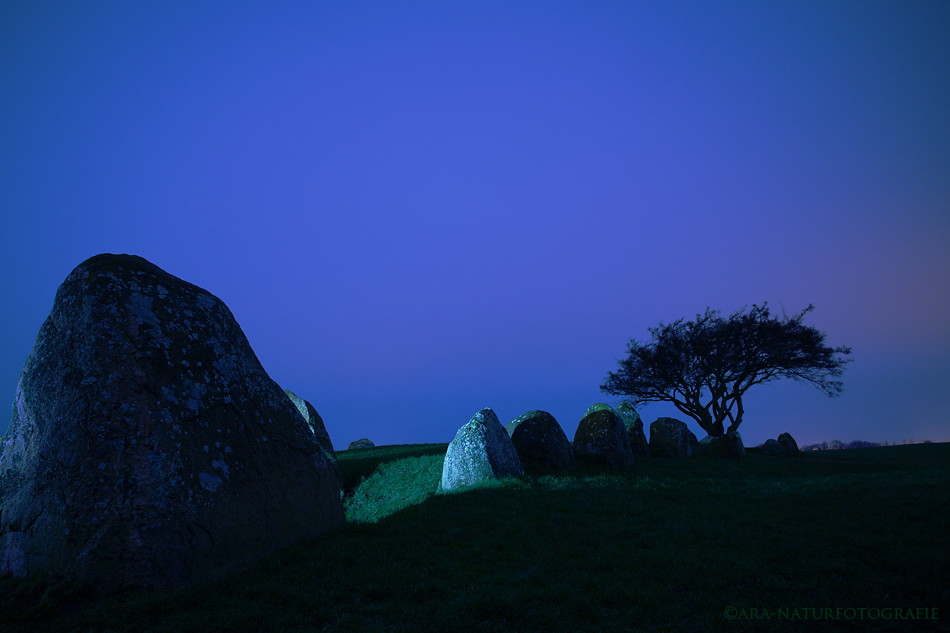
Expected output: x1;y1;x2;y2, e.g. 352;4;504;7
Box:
0;254;343;595
573;404;635;469
506;410;576;472
441;408;523;491
649;417;700;458
615;403;649;457
284;389;338;475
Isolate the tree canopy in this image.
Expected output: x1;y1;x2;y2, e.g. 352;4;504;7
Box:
600;303;852;437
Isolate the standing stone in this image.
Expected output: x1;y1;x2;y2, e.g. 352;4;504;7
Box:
615;402;649;457
760;439;786;456
348;438;375;450
441;408;523;491
649;417;700;458
776;432;800;454
506;410;576;472
573;404;635;469
284;389;338;475
0;254;343;595
699;431;745;459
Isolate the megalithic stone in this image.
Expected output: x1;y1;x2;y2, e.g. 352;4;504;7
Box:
0;253;343;595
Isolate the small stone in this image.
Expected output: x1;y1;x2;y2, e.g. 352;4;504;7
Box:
347;438;375;450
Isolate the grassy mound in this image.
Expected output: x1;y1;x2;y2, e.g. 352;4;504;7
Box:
337;442;448;497
342;447;446;523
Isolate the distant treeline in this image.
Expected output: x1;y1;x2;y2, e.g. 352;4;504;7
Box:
800;439;934;451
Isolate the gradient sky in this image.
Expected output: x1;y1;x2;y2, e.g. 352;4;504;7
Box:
2;1;948;450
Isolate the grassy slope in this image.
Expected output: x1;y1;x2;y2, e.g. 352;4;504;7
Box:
1;443;948;633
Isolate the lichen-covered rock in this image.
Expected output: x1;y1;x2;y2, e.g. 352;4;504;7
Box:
348;438;375;450
760;439;786;455
649;417;700;458
699;431;745;459
441;408;523;490
777;432;800;454
615;402;649;456
506;410;576;472
284;389;338;474
0;254;343;595
583;403;615;416
573;404;635;469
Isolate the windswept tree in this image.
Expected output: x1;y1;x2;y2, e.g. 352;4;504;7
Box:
600;303;852;437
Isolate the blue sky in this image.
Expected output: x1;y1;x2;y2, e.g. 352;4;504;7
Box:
2;1;948;449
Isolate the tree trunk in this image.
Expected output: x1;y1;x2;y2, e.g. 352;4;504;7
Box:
725;396;744;434
696;407;723;437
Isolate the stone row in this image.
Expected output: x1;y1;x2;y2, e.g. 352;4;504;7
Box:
440;404;800;491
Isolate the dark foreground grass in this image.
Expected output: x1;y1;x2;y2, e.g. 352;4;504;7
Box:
2;442;948;632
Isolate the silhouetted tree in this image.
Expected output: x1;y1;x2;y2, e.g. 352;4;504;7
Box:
600;303;852;437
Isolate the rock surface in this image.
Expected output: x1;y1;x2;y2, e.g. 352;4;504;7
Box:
649;417;700;458
699;431;745;459
573;404;635;468
506;410;576;471
777;432;800;454
0;254;343;595
347;438;375;450
760;439;786;455
284;389;338;473
615;402;649;456
441;408;523;490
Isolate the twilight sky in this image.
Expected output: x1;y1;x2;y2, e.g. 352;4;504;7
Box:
2;1;948;450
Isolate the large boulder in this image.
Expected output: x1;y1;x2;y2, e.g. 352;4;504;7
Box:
777;432;800;454
0;254;343;595
760;439;786;456
506;410;576;472
573;404;635;469
615;402;649;456
441;408;523;491
649;417;700;458
347;438;375;450
284;389;338;474
699;431;745;459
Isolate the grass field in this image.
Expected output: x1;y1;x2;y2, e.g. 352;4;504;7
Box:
1;441;947;632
